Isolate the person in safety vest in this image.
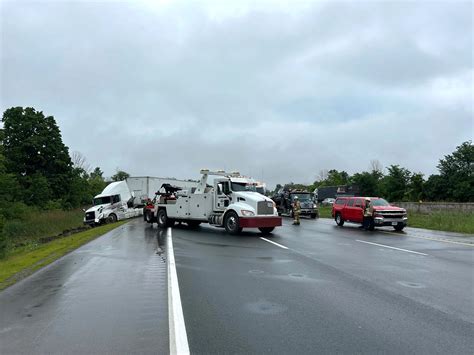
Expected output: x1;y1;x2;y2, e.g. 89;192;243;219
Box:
292;196;301;225
363;197;374;230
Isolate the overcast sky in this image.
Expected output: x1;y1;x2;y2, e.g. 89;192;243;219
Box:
1;0;472;188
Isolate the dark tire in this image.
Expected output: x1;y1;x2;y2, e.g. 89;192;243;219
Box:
335;213;344;226
145;210;154;224
311;213;317;219
157;209;168;228
187;221;201;228
394;224;405;231
258;227;274;235
224;211;242;234
106;213;117;224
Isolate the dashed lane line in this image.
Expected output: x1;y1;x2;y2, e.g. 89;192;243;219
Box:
378;230;474;247
167;228;190;355
260;237;289;250
356;240;428;256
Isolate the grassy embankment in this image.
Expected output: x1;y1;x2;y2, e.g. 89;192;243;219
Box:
0;209;127;290
318;206;474;235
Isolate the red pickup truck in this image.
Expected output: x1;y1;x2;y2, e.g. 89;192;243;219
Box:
331;197;408;231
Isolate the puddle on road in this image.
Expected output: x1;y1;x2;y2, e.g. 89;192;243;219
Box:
244;299;288;315
397;281;426;288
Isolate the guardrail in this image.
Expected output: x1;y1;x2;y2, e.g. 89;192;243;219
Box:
393;202;474;214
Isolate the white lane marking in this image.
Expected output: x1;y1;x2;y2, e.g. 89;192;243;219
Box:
167;228;190;355
260;237;289;250
379;231;474;247
356;240;428;256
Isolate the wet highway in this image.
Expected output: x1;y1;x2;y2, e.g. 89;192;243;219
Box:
1;217;473;354
0;221;168;354
173;218;474;354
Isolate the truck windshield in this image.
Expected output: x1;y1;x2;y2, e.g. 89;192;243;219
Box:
371;198;390;206
231;182;257;192
291;193;313;202
93;196;112;205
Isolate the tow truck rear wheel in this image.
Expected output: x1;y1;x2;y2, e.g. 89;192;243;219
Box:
157;209;172;228
258;227;274;235
335;213;344;226
224;211;242;234
145;210;154;223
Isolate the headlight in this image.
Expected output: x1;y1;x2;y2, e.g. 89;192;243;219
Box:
241;210;255;217
313;204;317;208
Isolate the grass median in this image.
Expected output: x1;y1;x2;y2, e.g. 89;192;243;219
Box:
0;221;127;291
318;206;473;234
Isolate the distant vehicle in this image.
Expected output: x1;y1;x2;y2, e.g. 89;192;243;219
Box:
272;189;318;219
331;197;407;231
322;198;336;206
314;185;360;203
84;181;143;226
147;170;282;234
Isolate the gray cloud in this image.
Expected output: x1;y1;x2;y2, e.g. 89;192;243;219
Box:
1;0;472;189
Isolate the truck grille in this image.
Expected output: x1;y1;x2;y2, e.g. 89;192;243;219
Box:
377;210;405;219
257;201;274;215
85;211;95;221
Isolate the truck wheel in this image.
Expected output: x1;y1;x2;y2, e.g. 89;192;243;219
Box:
157;209;168;228
224;211;243;234
394;225;405;231
146;210;155;224
311;213;317;219
187;221;201;228
106;214;117;224
335;213;344;226
258;227;274;235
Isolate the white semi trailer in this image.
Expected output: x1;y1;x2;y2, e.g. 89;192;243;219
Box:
151;170;282;234
83;181;142;226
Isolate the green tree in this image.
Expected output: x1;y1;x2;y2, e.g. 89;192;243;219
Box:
111;170;130;181
314;169;350;187
350;171;381;196
1;107;73;202
407;173;424;201
424;174;447;201
380;165;411;201
90;167;104;179
437;141;473;202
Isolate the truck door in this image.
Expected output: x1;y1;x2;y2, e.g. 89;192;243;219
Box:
354;198;364;222
214;180;230;212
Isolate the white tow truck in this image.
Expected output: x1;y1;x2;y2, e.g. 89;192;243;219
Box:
151;170;282;234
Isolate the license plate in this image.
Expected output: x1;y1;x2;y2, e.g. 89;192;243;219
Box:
392;222;398;226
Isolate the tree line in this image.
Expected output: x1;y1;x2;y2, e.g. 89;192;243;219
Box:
0;107;131;214
273;141;473;203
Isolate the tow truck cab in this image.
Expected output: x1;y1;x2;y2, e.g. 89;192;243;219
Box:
152;170;282;234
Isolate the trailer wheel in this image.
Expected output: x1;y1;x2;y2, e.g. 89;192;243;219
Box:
224;211;242;234
335;213;344;226
258;227;274;235
106;214;117;224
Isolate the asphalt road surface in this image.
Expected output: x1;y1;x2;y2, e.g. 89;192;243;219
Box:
0;221;168;354
1;217;473;354
173;218;473;354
